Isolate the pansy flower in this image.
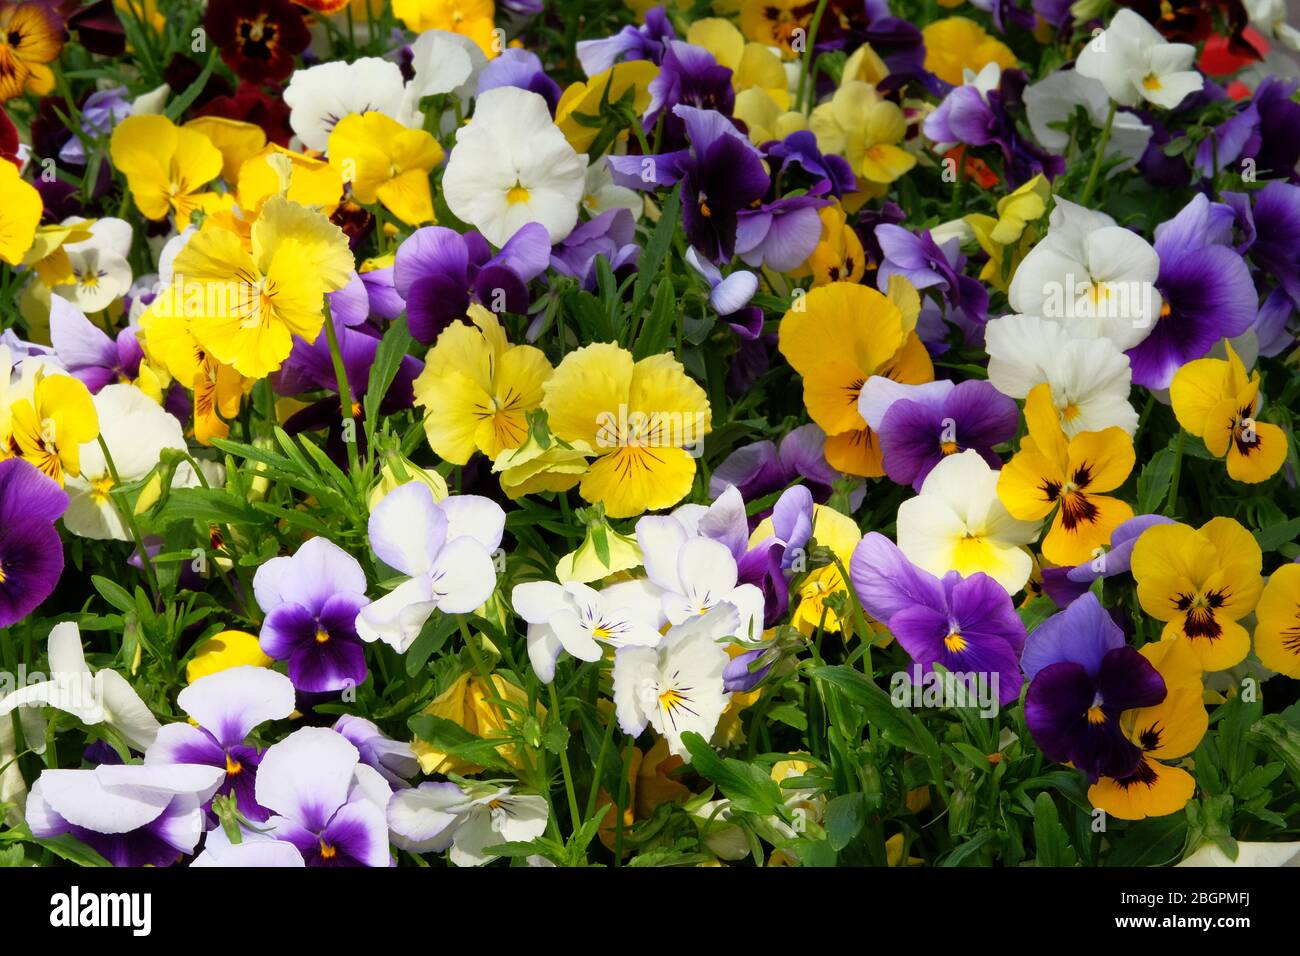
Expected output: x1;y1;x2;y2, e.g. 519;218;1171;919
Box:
394;223;550;345
739;0;817;56
921;16;1017;86
542;343;711;518
205;0;310;85
388;782;550;866
1169;342;1288;484
109;115;223;229
575;6;673;75
357;483;505;653
0;457;68;628
1022;593;1168;781
5;370;99;486
333;715;420;789
555;60;659;152
411;304;553;464
328;112;445;227
1131;517;1263;672
253;537;372;693
1040;514;1175;607
810;81;916;190
146;666;296;822
0;0;65;101
896;449;1040;595
859;377;1019;491
1254;563;1300;679
1075;8;1204;110
851;532;1027;706
393;0;498;56
998;383;1136;567
0;156;41;266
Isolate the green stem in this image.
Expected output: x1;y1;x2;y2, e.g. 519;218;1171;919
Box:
547;682;582;835
322;305;362;479
584;702;618;819
1078;101;1116;207
1164;430;1184;518
796;0;832;115
97;434;160;598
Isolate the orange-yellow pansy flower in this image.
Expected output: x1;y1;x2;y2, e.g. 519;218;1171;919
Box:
0;1;65;101
922;17;1018;86
1253;563;1300;678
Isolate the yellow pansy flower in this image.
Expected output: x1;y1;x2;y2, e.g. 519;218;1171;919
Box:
1253;563;1300;678
688;18;790;108
5;373;100;486
393;0;499;57
0;158;41;266
778;282;932;477
168;197;354;380
367;450;450;511
185;630;273;683
739;0;813;57
183;116;268;185
810;81;916;187
733;88;808;146
555;61;659;153
1131;517;1263;672
964;174;1050;291
555;515;642;584
1088;682;1207;820
492;430;593;499
0;1;64;101
998;383;1135;566
843;43;889;86
411;671;540;775
110;115;224;228
1170;342;1288;484
922;17;1018;86
328;112;444;226
412;305;553;464
754;504;862;635
238;145;344;219
542;344;712;519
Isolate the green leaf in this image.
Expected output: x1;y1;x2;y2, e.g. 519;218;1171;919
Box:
1136;447;1175;514
92;576;136;614
37;834;112;867
364;318;415;437
680;731;786;817
1255;517;1300;553
164;49;219;121
1105;814;1187;867
633;276;677;360
632;184;681;313
1032;793;1077;867
810;665;944;773
824;793;865;851
404;613;459;678
160;487;265;526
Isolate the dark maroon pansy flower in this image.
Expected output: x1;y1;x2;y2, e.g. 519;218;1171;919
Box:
205;0;311;86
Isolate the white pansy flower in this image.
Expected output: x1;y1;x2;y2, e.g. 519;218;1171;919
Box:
1075;9;1204;109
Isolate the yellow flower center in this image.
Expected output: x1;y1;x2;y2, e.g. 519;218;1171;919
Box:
592;625;611;639
225;753;243;775
0;561;6;584
506;182;531;205
1086;705;1107;724
90;474;115;504
659;688;687;712
1142;74;1163;91
1088;282;1109;305
318;839;337;860
1061;402;1081;423
315;626;330;644
939;440;959;455
944;631;967;653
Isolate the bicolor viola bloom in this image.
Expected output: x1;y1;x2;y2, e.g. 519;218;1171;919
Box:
644;40;736;147
636;511;767;641
896;449;1041;595
575;6;674;75
1075;8;1204;110
1131;517;1263;672
858;376;1019;491
851;532;1028;706
357;483;505;653
25;763;225;867
253;537;372;693
0;457;68;628
875;224;989;337
512;578;665;683
51;217;133;314
998;383;1136;566
1088;679;1207;820
1253;563;1300;679
48;297;152;397
612;605;735;758
1126;194;1257;389
387;782;549;867
255;727;391;866
1169;342;1288;484
395;223;551;346
283;56;421;153
608;105;771;264
145;666;295;822
1022;593;1168;781
333;715;420;789
984;313;1139;438
1040;514;1176;607
205;0;310;84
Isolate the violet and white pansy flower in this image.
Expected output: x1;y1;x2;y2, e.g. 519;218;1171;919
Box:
685;246;760;316
255;727;392;867
0;622;160;753
333;714;420;788
357;483;505;653
48;296;153;397
512;577;666;683
984;313;1139;437
387;781;549;867
636;513;766;641
1007;197;1161;351
144;666;296;822
612;604;735;758
191;825;306;867
25;762;225;867
254;537;372;693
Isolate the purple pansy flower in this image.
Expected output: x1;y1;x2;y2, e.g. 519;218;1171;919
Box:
145;666;296;822
1125;194;1256;389
255;727;391;867
644;40;735;148
1225;181;1300;320
394;222;551;344
58;87;131;166
1196;78;1300;184
849;532;1027;706
333;715;420;789
48;296;148;394
709;424;864;511
0;458;69;629
875;223;989;340
575;6;674;75
253;537;372;694
26;763;225;867
477;49;562;114
549;208;640;290
609;106;770;263
1040;514;1176;608
735;190;830;272
858;377;1018;491
1022;593;1166;782
763;130;857;197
